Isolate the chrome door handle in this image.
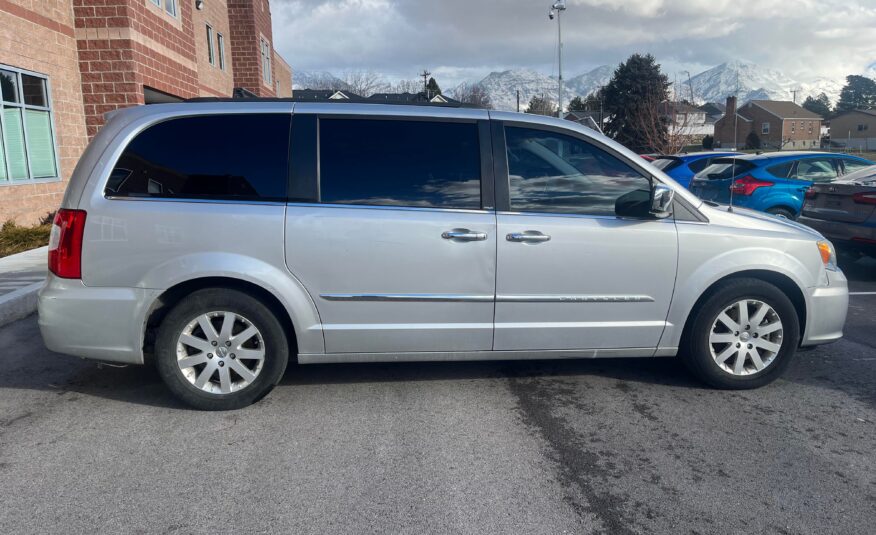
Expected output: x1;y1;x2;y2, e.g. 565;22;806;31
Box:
442;229;487;241
507;232;551;243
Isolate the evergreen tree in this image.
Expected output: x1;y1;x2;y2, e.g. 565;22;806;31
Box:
602;54;670;153
425;77;442;98
702;135;714;150
745;132;762;150
835;75;876;112
567;95;586;112
802;93;831;118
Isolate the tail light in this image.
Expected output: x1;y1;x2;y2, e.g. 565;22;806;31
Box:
852;192;876;205
804;188;817;199
48;209;87;279
730;175;774;196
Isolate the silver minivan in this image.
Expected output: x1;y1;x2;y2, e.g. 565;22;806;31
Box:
38;102;849;410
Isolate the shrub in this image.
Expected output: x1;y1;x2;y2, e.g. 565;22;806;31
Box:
0;219;52;258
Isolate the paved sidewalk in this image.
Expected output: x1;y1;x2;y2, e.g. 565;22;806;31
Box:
0;246;47;326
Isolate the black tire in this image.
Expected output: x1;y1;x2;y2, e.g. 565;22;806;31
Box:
766;207;796;220
155;288;289;410
680;278;800;390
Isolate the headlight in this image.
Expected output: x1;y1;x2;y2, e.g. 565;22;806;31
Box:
817;240;837;271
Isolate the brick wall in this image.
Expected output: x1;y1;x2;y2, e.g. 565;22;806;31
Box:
74;0;199;137
193;0;233;97
228;0;275;96
273;48;291;97
0;0;88;224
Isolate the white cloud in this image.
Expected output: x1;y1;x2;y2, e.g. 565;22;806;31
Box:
272;0;876;87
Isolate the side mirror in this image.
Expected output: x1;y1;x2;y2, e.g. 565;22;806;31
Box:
650;183;675;219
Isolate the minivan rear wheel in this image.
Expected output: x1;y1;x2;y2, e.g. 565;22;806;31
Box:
155;288;289;410
681;278;800;389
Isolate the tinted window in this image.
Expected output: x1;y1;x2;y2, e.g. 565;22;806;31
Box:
795;158;837;183
505;126;649;216
108;114;290;200
697;158;755;180
687;158;713;174
766;161;793;178
319;118;481;209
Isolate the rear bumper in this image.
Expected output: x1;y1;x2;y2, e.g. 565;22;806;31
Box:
798;216;876;251
801;269;848;347
38;275;160;365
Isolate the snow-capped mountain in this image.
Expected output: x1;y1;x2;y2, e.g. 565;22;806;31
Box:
566;65;614;100
686;60;842;105
473;69;560;112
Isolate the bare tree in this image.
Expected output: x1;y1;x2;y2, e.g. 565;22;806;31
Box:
340;71;388;97
634;96;700;154
391;79;422;94
452;83;493;109
525;95;557;116
301;72;348;91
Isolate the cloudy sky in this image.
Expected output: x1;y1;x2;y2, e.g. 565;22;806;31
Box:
271;0;876;87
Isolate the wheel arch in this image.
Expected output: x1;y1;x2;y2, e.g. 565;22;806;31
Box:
143;276;314;362
677;269;807;351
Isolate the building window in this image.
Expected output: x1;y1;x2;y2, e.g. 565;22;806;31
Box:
165;0;177;17
791;123;795;134
217;33;226;71
260;38;272;85
761;122;770;135
0;65;59;183
206;25;215;66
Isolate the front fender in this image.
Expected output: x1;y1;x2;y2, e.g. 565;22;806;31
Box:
662;243;818;349
141;252;325;355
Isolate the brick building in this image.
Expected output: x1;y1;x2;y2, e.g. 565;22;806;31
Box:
714;96;822;151
830;109;876;151
0;0;292;224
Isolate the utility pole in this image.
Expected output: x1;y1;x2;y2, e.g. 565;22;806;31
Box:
420;70;431;99
682;70;695;103
549;1;566;118
790;88;801;104
517;90;520;113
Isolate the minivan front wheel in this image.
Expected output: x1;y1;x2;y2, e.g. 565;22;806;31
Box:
155;289;289;410
681;279;800;389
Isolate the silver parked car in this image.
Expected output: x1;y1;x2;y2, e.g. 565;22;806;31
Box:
798;164;876;260
39;102;849;410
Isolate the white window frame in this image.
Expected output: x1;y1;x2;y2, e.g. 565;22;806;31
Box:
206;25;215;66
165;0;177;17
0;64;60;185
761;122;770;135
260;38;272;85
217;33;226;71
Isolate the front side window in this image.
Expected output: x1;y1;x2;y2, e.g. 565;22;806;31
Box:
107;114;290;201
504;126;650;217
0;66;58;182
794;158;837;183
318;118;481;209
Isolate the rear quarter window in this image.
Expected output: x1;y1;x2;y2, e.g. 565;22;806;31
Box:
687;158;712;174
697;159;754;179
106;114;291;201
766;161;793;179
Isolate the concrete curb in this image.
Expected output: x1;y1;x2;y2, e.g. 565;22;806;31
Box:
0;281;42;328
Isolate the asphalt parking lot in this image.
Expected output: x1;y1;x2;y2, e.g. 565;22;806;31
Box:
0;258;874;534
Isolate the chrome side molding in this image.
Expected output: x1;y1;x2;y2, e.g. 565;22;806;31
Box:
320;293;654;303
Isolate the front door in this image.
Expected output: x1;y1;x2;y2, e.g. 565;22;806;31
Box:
493;123;678;351
285;113;496;355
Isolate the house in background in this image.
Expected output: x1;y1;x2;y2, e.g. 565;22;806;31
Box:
658;101;713;140
698;102;726;124
713;97;823;150
564;110;603;133
830;109;876;150
0;0;293;223
290;90;467;107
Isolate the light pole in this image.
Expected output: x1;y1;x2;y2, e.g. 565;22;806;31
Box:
549;1;566;118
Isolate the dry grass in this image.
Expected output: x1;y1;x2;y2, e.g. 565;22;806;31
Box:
0;220;52;258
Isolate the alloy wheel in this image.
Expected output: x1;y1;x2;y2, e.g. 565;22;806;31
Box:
176;311;266;394
709;299;784;376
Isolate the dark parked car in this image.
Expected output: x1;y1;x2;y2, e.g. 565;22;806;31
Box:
798;164;876;259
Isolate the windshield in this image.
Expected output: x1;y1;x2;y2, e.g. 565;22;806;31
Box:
696;158;754;180
651;157;681;171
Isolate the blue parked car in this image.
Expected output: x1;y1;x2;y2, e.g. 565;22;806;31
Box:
689;152;874;218
650;151;737;188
